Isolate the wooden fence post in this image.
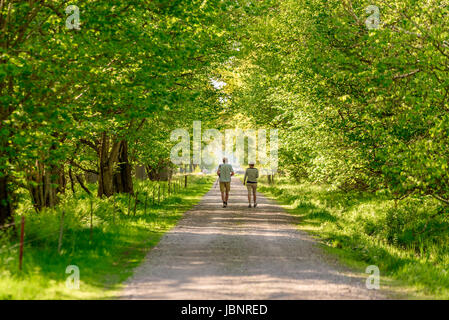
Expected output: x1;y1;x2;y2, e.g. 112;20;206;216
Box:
58;211;65;254
90;197;93;241
112;201;117;224
152;186;155;205
144;192;148;215
158;183;161;205
19;216;25;271
127;193;131;216
133;192;139;217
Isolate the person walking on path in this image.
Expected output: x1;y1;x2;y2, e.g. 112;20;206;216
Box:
243;161;259;208
217;157;234;208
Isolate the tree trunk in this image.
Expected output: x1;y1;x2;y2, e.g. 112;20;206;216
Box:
68;167;76;196
27;161;64;211
135;165;147;180
0;173;13;227
97;133;125;197
85;172;98;184
56;165;66;195
113;140;133;194
145;163;172;181
145;165;160;181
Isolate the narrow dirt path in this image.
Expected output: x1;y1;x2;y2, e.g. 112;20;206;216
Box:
121;177;386;299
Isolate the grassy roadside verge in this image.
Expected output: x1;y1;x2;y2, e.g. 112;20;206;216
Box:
257;177;449;300
0;175;214;300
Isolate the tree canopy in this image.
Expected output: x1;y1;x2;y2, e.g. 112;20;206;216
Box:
1;0;449;225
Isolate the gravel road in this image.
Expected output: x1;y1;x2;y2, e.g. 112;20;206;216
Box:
120;177;386;299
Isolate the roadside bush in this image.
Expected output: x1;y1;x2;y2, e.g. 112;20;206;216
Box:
379;200;449;252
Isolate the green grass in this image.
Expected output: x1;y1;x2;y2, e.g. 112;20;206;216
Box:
257;176;449;300
0;175;214;300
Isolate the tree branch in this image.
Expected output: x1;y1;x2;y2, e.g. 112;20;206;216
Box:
69;160;99;175
75;174;92;196
393;69;421;80
432;194;449;205
79;139;99;153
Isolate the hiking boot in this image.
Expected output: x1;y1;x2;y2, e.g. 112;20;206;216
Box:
254;203;257;208
248;204;252;208
223;202;226;208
